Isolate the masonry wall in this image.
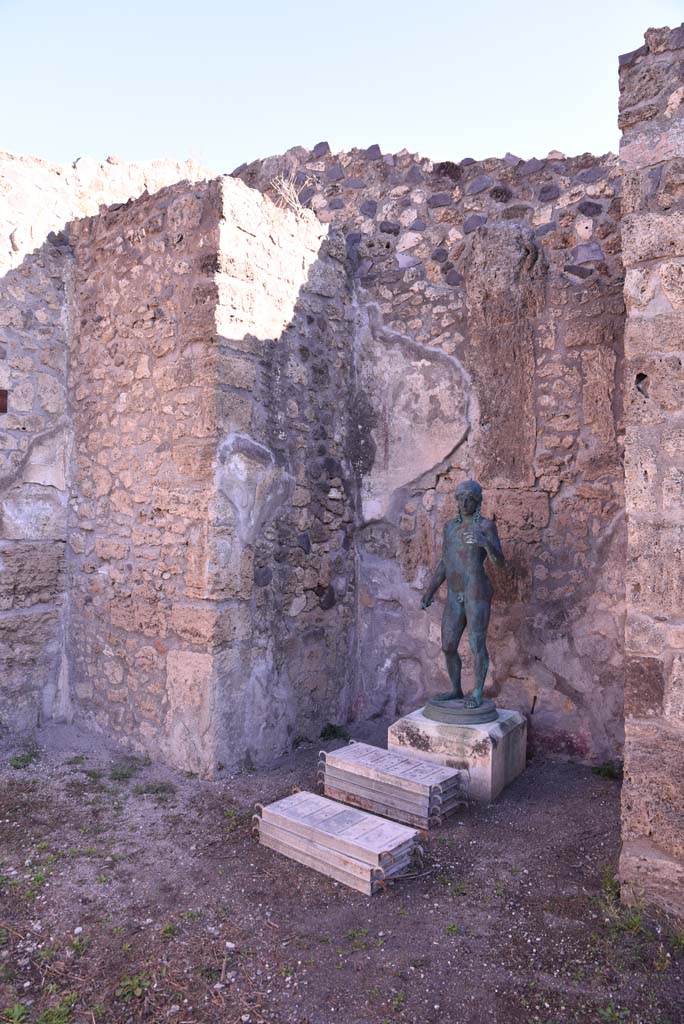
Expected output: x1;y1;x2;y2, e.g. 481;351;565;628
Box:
0;153;209;737
238;144;626;761
212;184;359;766
68;180;224;772
66;176;356;772
618;25;684;917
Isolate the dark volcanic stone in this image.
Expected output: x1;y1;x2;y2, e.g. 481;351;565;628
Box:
326;164;345;182
360;199;378;217
433;161;461;182
411;218;427;230
254;567;273;587
502;204;533;220
535;222;557;236
572;241;604;264
319;585;336;610
299;187;314;205
490;185;513;203
463;213;487;234
427;192;452;208
432;248;449;263
564;264;593;279
539;183;560;202
578;200;603;217
364;144;382;160
313;141;331;158
577;166;606;184
467;174;493;195
379;221;401;235
405;165;424;183
520;158;545;176
618;44;648;67
296;532;312;554
346;232;362;247
329;197;344;210
445;269;464;286
345;178;366;189
460;157;476;166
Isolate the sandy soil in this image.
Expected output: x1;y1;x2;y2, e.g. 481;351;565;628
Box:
0;721;682;1024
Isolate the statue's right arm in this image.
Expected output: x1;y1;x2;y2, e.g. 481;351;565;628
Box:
421;559;446;609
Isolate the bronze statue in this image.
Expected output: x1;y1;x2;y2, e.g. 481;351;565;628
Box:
421;480;504;710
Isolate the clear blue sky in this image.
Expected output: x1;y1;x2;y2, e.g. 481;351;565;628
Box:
1;0;682;172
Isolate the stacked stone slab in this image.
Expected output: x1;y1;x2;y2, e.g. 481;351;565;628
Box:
254;791;418;896
618;25;684;918
318;741;464;830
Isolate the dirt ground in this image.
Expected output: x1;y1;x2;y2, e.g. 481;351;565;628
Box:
1;721;682;1024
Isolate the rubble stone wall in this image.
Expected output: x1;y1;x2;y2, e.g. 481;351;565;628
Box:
66;176;356;772
618;25;684;917
237;143;626;761
213;184;359;768
68;179;223;772
0;153;209;739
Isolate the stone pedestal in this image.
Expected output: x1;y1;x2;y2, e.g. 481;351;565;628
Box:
387;707;527;803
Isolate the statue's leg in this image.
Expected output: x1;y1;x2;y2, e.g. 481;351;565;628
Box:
439;596;466;699
464;597;492;709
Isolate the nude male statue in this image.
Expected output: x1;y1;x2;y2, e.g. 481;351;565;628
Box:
420;480;504;709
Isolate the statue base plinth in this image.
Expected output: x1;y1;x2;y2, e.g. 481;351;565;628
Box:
387;706;527;803
423;695;498;725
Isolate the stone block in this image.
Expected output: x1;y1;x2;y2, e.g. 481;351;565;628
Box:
626;522;684;616
622;719;684;861
622;210;684;262
0;540;65;609
664;652;684;723
170;602;218;645
620;838;684;918
625;353;684;425
624;654;665;718
387;707;527;802
164;649;214;774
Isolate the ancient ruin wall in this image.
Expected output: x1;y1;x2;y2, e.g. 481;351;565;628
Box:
0;153;209;738
68;180;224;771
213;185;359;766
238;144;626;761
66;175;356;771
619;25;684;917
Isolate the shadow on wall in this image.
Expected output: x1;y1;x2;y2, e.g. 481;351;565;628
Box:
0;234;73;737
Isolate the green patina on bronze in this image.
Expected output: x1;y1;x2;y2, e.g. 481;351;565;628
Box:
420;479;504;722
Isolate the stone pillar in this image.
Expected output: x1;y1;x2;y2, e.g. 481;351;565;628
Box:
619;24;684;917
67;175;358;773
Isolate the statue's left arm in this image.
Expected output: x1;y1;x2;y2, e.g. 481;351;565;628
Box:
483;521;505;568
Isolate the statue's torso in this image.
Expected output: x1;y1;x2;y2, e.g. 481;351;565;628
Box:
443;519;493;601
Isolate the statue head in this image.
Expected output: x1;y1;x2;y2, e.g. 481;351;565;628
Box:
455;479;482;521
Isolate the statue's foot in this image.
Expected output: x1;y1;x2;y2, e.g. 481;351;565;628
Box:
464;691;483;709
434;689;464;702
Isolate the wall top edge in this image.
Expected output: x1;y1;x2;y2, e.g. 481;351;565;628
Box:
619;23;684;69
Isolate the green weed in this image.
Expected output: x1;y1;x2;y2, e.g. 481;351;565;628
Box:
592;760;623;781
1;1007;29;1024
116;973;150;1000
597;1002;629;1023
320;722;350;741
37;992;78;1024
10;751;37;770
